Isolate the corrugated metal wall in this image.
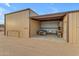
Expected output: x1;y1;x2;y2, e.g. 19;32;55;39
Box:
5;10;30;38
63;15;68;41
29;10;39;37
69;12;79;44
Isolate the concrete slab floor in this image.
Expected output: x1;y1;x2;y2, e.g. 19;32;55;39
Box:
0;32;79;56
31;35;66;43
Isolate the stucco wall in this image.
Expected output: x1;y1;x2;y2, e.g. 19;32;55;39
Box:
5;10;30;38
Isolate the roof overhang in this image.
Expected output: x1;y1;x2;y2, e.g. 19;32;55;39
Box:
31;13;66;21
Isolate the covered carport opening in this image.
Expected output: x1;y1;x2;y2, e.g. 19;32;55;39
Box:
30;13;67;41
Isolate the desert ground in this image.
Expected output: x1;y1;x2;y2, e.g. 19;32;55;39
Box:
0;31;79;56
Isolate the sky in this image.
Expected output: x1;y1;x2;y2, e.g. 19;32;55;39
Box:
0;3;79;24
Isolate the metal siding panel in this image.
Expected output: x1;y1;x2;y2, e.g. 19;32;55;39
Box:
72;13;77;43
76;12;79;43
69;13;73;43
69;12;77;44
6;10;29;38
29;10;39;37
63;15;68;41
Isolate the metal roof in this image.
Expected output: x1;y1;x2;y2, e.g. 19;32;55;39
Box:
31;12;66;21
31;10;79;21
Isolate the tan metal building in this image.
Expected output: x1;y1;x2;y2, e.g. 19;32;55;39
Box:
4;9;38;38
4;8;79;43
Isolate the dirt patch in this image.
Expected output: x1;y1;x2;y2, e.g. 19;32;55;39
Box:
0;32;79;56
